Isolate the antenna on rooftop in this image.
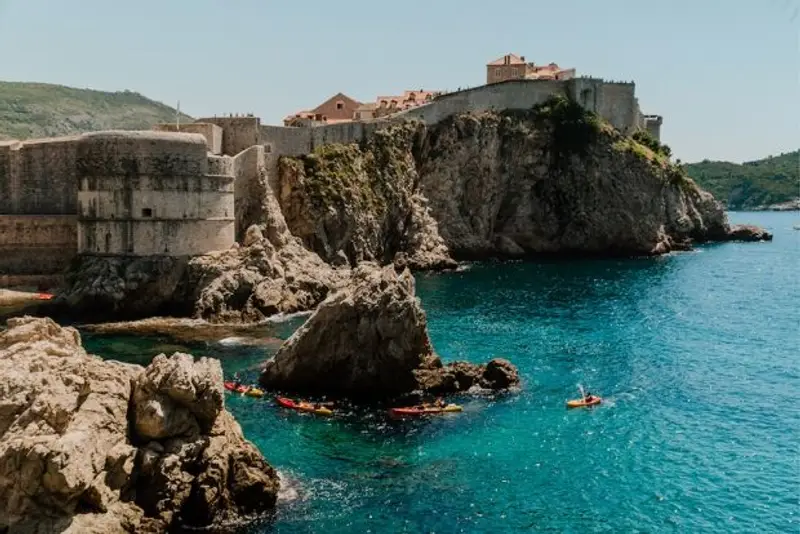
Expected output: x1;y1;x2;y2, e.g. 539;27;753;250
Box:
176;100;181;130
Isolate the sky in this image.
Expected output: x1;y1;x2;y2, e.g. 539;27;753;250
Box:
0;0;798;163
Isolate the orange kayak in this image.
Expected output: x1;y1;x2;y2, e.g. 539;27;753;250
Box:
566;396;602;408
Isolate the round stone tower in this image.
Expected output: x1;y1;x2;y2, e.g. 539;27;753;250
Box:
76;131;234;256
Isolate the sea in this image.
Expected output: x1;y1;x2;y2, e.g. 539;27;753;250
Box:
15;212;800;533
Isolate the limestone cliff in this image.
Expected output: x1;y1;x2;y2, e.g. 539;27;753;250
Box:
0;316;278;533
278;97;770;263
277;127;455;271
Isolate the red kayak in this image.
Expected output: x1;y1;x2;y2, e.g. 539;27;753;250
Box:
224;381;249;394
275;396;333;416
36;293;53;301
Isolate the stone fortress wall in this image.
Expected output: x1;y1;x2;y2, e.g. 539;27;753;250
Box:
77;131;235;257
0;138;79;288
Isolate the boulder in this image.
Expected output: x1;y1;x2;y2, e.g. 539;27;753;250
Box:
725;224;773;242
260;263;430;399
260;263;520;400
0;316;278;533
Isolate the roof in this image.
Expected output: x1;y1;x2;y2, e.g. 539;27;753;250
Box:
487;53;526;66
309;92;362;114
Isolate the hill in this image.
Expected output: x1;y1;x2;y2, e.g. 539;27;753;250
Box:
684;151;799;210
0;81;193;140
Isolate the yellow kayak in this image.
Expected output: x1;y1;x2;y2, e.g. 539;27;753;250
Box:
566;396;601;408
245;387;265;398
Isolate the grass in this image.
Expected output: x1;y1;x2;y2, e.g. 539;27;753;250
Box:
0;81;193;140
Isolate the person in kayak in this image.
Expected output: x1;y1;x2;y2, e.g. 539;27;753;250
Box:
583;390;594;402
233;372;242;389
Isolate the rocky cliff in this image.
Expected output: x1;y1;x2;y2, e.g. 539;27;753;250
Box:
277;128;455;270
0;316;279;533
260;262;520;401
279;97;770;263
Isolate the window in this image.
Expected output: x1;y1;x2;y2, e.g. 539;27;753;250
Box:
142;208;153;217
336;101;344;110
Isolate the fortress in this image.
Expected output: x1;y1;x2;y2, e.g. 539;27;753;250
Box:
0;77;662;289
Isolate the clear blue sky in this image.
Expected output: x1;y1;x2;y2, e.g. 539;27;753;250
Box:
1;0;798;162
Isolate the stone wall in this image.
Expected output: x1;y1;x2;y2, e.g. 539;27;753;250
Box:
76;131;235;256
0;215;76;289
0;137;81;288
394;80;567;123
153;122;223;154
195;116;261;156
0;137;78;215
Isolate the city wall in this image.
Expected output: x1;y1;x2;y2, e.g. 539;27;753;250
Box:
0;215;77;289
0;138;81;288
76;131;234;256
394;79;566;124
196;116;261;156
153;122;223;154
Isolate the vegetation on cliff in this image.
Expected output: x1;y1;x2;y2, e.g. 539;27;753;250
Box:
683;150;799;209
277;124;454;270
0;81;192;140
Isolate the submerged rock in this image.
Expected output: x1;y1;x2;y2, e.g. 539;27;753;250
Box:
259;263;519;400
0;316;278;533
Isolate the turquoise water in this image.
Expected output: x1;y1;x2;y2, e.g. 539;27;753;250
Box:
78;212;798;533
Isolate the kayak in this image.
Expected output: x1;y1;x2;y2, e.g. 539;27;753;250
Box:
223;381;251;394
275;396;333;416
566;396;602;408
389;404;463;417
245;387;265;398
36;293;53;300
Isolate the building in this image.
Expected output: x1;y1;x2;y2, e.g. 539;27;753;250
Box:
284;93;362;126
486;54;576;84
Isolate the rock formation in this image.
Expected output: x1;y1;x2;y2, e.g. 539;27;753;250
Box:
277;127;456;271
259;263;520;400
0;316;278;533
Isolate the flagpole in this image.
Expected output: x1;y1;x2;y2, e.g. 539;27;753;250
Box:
176;100;181;130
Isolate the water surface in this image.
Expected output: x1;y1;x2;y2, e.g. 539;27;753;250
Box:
79;212;799;533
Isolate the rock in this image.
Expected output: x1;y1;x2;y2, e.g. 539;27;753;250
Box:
414;356;521;394
242;224;264;247
725;224;773;242
482;358;520;389
260;263;519;400
260;263;430;399
0;316;278;533
277;127;456;271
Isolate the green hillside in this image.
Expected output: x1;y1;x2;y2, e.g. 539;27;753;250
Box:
684;150;799;209
0;81;193;140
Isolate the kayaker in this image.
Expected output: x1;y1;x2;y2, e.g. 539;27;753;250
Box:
233;373;242;389
434;397;446;408
583;390;594;402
